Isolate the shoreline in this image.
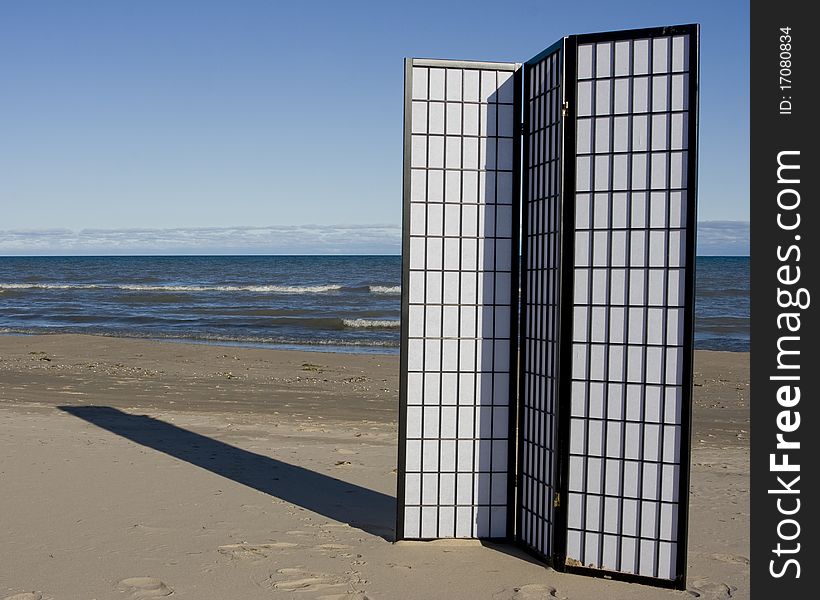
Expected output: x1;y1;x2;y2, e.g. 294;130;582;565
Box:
0;329;748;356
0;333;749;599
0;330;402;356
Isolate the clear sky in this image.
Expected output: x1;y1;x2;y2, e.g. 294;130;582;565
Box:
0;0;748;254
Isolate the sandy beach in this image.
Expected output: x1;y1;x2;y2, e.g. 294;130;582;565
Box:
0;334;749;600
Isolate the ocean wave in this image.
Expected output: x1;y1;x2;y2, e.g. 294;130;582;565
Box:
342;318;401;329
0;281;398;296
153;331;399;347
0;283;99;290
369;285;401;295
0;282;343;294
120;283;343;293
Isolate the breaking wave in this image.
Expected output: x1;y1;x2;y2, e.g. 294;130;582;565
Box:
0;282;343;294
342;318;401;329
369;285;401;295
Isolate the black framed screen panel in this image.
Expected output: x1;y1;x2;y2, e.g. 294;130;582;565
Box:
518;42;564;561
397;59;521;540
561;26;698;586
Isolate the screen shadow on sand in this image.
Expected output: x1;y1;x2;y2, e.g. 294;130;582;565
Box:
58;405;396;540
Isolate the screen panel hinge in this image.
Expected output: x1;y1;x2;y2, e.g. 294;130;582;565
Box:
553;492;561;508
561;101;569;117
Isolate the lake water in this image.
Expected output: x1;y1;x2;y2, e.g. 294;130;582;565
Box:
0;255;748;353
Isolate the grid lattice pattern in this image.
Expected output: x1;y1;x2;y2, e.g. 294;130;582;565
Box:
519;47;562;558
565;34;691;579
400;60;518;539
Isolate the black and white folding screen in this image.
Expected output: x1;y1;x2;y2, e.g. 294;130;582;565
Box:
398;25;698;590
398;58;521;540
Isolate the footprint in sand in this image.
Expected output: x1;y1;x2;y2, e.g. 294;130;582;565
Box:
510;584;567;600
261;567;365;596
708;553;750;566
116;577;173;598
687;579;737;599
218;542;299;559
315;543;352;558
269;568;346;592
3;593;43;600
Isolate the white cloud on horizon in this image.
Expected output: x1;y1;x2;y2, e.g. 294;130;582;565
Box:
0;224;402;255
696;221;749;255
0;221;750;256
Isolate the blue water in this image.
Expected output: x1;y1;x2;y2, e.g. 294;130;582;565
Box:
693;256;749;352
0;255;748;353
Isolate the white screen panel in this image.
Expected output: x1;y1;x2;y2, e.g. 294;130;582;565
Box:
400;59;519;540
565;31;694;583
519;45;562;560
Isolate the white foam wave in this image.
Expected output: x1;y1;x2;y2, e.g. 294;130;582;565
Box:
342;318;401;329
0;283;98;290
257;284;343;293
0;282;342;294
124;284;343;293
369;285;401;295
119;284;210;291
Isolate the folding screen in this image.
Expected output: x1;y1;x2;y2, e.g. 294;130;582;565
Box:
399;24;698;590
396;59;521;540
552;26;698;587
518;40;564;562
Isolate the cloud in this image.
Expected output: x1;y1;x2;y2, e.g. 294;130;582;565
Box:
0;224;402;255
0;221;749;256
696;221;749;256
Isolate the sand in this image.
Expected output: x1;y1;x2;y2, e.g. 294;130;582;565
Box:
0;334;749;600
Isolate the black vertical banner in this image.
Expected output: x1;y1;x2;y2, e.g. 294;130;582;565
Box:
751;1;818;596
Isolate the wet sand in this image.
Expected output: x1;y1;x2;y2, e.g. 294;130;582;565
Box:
0;334;749;599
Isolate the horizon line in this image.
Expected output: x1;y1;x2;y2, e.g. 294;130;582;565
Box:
0;252;750;258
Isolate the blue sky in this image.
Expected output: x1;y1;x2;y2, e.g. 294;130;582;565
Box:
0;0;748;254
